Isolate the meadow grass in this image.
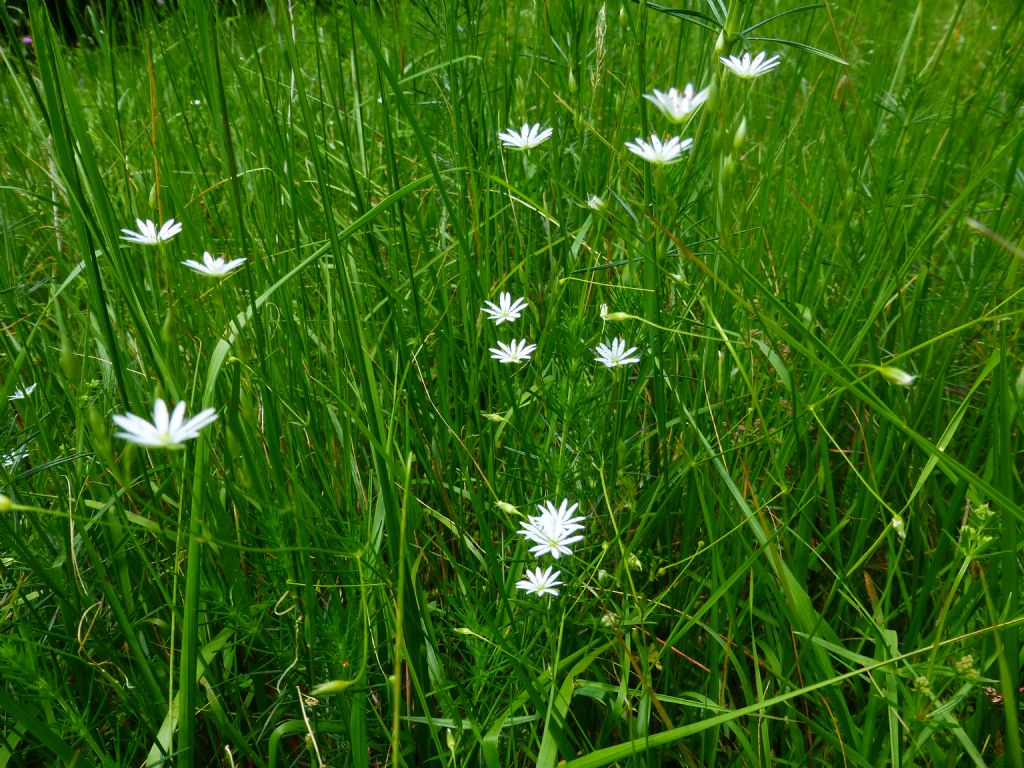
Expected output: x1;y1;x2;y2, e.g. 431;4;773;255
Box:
1;0;1022;765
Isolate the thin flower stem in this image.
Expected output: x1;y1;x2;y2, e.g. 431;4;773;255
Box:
604;311;739;340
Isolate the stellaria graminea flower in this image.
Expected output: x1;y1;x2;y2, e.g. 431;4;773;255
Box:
624;135;692;165
120;218;182;245
112;398;217;448
515;565;563;597
643;84;710;122
2;446;28;469
481;292;528;325
720;51;781;79
518;498;586;559
497;123;553;150
182;251;247;277
531;498;586;535
8;383;37;401
586;194;605;210
595;338;641;368
489;339;537;364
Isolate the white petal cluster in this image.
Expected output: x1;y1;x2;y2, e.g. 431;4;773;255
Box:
112;398;217;449
120;218;183;245
720;51;781;79
489;339;537;364
518;499;586;560
515;566;563;597
594;338;641;368
8;383;37;401
182;251;246;277
624;135;693;165
481;292;528;325
2;446;28;469
643;84;709;122
498;123;553;150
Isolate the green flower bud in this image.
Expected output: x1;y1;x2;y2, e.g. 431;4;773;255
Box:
733;117;748;152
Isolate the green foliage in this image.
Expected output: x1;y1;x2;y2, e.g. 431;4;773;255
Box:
1;0;1022;765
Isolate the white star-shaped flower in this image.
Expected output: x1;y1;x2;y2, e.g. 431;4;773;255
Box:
595;338;641;368
481;292;528;325
8;383;37;401
586;194;605;210
518;498;586;559
515;565;563;597
643;84;710;122
112;399;217;449
497;123;553;150
532;498;586;533
624;135;693;165
489;339;537;364
2;446;28;469
720;51;781;79
182;251;247;277
120;218;183;245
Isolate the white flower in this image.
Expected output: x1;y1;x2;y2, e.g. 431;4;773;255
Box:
498;123;553;150
489;339;537;364
586;194;605;210
595;338;641;368
2;447;27;469
518;498;586;559
481;292;528;325
624;135;692;165
643;84;710;122
720;51;781;79
8;383;37;401
120;218;183;245
515;565;563;597
112;398;217;448
532;498;586;534
182;251;247;277
878;366;916;387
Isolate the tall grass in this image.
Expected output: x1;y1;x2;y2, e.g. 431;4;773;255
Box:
1;0;1022;765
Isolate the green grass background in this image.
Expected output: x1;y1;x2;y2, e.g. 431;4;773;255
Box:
1;0;1022;765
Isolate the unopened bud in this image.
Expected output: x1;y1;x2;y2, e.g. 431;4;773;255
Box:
878;366;916;387
60;340;80;381
733;117;748;152
715;31;726;54
161;309;175;344
496;501;519;515
721;153;735;183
